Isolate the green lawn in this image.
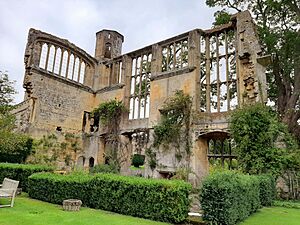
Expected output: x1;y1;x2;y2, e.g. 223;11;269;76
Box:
239;206;300;225
0;195;170;225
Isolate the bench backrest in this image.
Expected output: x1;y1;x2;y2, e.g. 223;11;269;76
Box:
2;178;19;190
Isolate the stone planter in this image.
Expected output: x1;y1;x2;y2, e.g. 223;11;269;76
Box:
63;199;82;211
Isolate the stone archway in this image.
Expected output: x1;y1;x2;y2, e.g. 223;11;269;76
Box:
76;156;85;168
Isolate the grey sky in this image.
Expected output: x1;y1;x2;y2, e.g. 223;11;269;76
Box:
0;0;218;103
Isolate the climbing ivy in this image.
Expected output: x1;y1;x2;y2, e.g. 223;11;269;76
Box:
153;90;192;153
149;90;192;175
92;99;127;171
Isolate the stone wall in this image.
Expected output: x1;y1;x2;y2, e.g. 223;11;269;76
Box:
13;11;269;185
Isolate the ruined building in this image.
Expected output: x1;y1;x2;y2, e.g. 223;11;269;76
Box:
12;11;269;184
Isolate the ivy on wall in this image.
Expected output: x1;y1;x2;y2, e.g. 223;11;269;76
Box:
147;90;193;179
92;99;127;171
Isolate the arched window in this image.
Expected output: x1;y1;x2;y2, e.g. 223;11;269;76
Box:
104;43;112;58
79;62;85;84
39;43;48;69
89;157;95;168
47;45;55;72
61;50;68;77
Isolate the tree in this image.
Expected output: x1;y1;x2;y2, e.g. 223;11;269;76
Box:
206;0;300;141
230;103;299;176
0;71;33;163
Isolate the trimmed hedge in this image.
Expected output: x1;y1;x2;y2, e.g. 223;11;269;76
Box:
200;171;276;225
257;174;276;206
0;163;53;191
28;172;192;223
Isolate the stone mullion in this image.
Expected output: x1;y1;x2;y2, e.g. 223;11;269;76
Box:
225;31;230;111
38;42;43;67
58;49;64;76
173;41;176;70
77;59;82;82
205;36;211;112
65;51;70;78
71;56;76;80
216;35;220;112
133;57;138;119
137;55;143;119
44;43;50;71
51;46;57;73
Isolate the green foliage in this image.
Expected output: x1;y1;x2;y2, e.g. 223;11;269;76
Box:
0;132;33;163
0;163;53;191
257;174;276;206
131;154;145;167
213;10;231;26
0;71;16;106
200;171;276;225
92;99;126;126
28;172;192;223
153;90;192;156
274;200;300;209
230;104;299;176
89;163;119;174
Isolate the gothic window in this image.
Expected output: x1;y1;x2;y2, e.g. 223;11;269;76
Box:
162;39;188;72
200;29;238;112
207;138;237;169
129;53;152;120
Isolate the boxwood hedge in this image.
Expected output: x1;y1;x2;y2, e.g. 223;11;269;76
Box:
28;172;192;223
199;171;275;225
0;163;53;191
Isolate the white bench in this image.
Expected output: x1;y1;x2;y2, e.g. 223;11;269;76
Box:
0;178;19;207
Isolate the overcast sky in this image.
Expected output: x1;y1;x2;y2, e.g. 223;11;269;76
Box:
0;0;218;103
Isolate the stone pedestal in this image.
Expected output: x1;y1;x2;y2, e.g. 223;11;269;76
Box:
63;199;82;211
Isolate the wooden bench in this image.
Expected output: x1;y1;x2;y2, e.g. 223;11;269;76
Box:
0;178;19;207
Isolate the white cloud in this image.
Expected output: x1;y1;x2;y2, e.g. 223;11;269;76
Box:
0;0;218;103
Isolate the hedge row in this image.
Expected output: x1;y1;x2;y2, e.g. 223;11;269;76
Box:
0;163;53;191
200;171;276;225
28;172;192;223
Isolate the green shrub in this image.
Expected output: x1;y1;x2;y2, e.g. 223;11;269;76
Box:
131;154;145;167
28;172;192;223
257;174;276;206
0;163;53;191
0;132;33;163
89;164;118;174
199;171;261;225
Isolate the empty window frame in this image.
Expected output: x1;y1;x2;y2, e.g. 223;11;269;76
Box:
108;60;123;85
199;30;238;113
38;42;86;84
129;53;152;120
207;138;237;169
162;39;188;72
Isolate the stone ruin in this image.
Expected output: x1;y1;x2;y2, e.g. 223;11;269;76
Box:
12;11;270;185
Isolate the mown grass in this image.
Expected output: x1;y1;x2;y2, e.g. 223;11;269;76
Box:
239;205;300;225
0;194;170;225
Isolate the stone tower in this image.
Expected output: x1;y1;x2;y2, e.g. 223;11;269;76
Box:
94;29;124;60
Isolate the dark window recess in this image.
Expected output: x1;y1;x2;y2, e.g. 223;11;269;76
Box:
90;112;99;132
104;43;112;58
89;157;95;168
207;138;237;169
56;126;62;132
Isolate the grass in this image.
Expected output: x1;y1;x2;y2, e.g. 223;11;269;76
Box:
239;206;300;225
0;194;170;225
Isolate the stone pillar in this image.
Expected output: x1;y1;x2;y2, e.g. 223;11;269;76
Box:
235;11;267;105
